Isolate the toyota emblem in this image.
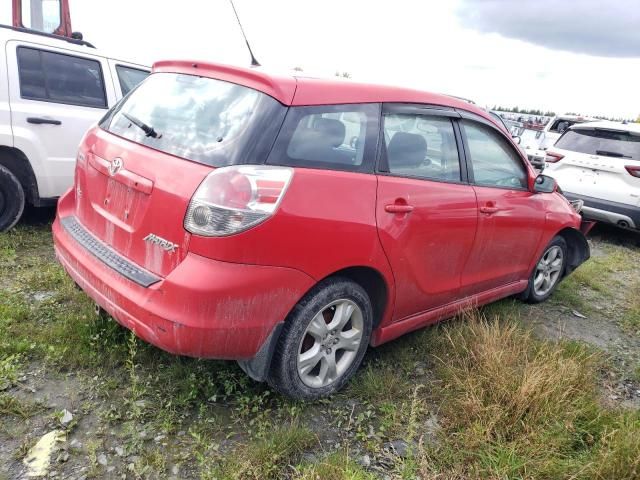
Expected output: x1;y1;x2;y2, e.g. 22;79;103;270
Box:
109;158;123;176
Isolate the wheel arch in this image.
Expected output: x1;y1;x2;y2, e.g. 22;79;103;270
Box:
556;227;590;276
0;146;40;206
238;264;391;383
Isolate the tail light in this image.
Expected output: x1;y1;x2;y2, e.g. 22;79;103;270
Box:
185;165;293;237
545;151;564;163
625;166;640;178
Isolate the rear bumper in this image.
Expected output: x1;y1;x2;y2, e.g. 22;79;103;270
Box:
52;212;314;360
564;192;640;230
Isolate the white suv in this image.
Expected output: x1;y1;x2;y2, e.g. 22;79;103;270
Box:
0;25;148;231
544;121;640;230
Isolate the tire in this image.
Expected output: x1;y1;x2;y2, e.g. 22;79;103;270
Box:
0;165;25;233
520;235;568;304
267;277;373;400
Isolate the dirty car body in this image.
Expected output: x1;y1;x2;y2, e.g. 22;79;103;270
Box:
52;61;590;399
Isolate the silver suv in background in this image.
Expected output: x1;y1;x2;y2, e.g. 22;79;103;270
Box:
544;121;640;230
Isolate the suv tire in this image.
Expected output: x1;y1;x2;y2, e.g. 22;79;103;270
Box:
520;235;567;304
0;165;25;232
268;277;372;400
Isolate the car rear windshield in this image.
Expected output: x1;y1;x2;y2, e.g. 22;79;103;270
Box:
555;128;640;160
100;73;286;167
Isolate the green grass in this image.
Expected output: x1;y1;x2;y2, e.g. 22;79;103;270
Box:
405;312;640;479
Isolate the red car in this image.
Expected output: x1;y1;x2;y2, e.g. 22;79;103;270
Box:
52;61;590;399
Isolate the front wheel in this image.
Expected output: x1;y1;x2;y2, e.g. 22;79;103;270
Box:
520;236;567;303
267;278;372;400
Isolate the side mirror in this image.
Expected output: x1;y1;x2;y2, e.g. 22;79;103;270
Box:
533;174;557;193
512;135;522;145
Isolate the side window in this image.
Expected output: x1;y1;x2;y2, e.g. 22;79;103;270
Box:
267;103;379;172
382;114;461;182
462;120;528;189
115;65;149;95
17;47;107;108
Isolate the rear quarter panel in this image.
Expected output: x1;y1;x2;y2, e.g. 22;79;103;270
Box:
188;169;397;325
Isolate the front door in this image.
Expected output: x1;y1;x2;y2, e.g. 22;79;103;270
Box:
376;106;477;321
459;119;545;294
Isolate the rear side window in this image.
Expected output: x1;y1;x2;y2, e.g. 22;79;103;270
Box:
17;47;107;108
115;65;149;95
102;72;286;167
462;120;528;189
382;114;461;182
555;128;640;160
549;119;579;133
267;104;380;172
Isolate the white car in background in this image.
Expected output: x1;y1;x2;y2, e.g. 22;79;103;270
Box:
0;25;149;231
544;121;640;230
537;114;596;151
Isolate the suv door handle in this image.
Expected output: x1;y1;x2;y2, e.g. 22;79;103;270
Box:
385;204;414;214
27;117;62;125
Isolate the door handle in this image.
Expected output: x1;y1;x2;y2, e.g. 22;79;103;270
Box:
479;205;499;214
385;204;414;214
27;117;62;125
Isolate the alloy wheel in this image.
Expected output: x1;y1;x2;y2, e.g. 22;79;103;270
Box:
297;299;364;388
533;245;564;296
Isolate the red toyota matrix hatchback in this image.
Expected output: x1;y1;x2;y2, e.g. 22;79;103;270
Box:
53;61;590;399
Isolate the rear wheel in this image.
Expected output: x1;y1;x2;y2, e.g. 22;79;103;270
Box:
268;277;372;400
520;236;567;303
0;165;25;232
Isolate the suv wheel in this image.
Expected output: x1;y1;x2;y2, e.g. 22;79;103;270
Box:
521;236;567;303
268;277;372;400
0;165;25;232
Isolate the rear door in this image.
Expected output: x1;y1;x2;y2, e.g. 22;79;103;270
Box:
459;118;545;294
375;105;478;321
549;127;640;207
6;40;117;198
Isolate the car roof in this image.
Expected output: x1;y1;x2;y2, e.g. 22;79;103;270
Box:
152;60;496;123
570;120;640;134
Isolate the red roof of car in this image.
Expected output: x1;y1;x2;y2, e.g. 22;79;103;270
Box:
153;60;494;122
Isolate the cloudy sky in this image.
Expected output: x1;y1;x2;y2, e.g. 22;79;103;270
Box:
3;0;639;118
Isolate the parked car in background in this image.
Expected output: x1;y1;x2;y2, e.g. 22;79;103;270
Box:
53;61;590;399
0;25;149;231
544;121;640;230
537;114;596;151
518;127;547;170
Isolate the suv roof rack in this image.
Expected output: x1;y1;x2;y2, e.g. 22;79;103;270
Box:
0;23;95;48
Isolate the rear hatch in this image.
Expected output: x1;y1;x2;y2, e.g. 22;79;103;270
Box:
547;126;640;207
72;71;286;277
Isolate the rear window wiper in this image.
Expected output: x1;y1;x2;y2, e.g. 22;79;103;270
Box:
595;150;631;158
122;113;159;138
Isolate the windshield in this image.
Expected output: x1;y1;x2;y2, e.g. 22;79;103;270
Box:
101;73;286;167
555;128;640;160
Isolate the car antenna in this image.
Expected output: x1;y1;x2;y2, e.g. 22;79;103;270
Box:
229;0;261;67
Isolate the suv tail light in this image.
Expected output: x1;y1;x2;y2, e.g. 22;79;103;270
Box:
625;166;640;178
545;151;564;163
185;165;293;237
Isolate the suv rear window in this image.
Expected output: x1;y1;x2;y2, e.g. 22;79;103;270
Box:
101;73;286;167
555;128;640;160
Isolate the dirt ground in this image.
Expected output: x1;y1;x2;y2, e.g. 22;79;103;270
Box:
1;207;639;479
